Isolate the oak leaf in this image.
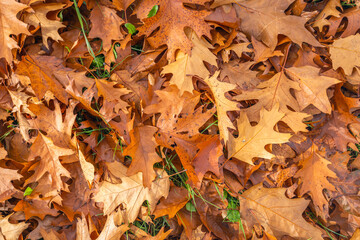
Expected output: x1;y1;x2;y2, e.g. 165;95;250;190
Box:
14;198;59;220
294;144;337;219
153;186;189;219
313;0;342;32
145;86;215;185
89;5;125;52
112;0;135;11
25;133;73;192
135;0;211;60
329;153;360;217
318;85;360;152
351;229;360;240
77;145;95;187
75;214;91;240
95;78;131;113
16;55;69;103
193;135;222;184
23;3;65;49
0;0;30;63
0;214;29;240
204;71;238;143
194;181;239;240
93;167;169;223
124;126;162;188
251;36;283;63
325;8;360;38
228;106;291;165
286;66;341;114
219;61;259;91
234;69;310;132
162;29;217;95
240;184;323;239
28;100;76;149
330;34;360;75
0;167;22;202
97;214;129;240
236;0;321;51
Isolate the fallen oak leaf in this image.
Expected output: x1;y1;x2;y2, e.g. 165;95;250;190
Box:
23;2;66;49
193;135;223;185
286;66;341;114
14;198;59;220
89;5;125;52
0;0;30;63
24;133;74;192
0;167;22;202
204;71;238;144
0;214;29;240
97;214;129;240
16;55;69;104
228;105;291;165
236;0;321;51
145;86;215;186
330;34;360;76
312;0;342;32
240;184;323;239
153;186;189;219
162;28;217;95
294;144;337;219
124;125;162;188
134;0;211;60
93;167;169;223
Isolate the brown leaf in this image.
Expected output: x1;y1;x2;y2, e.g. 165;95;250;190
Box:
153;186;188;219
326;8;360;38
294;144;337;219
317;85;359;152
219;61;259;91
330;34;360;75
14;198;59;220
124;125;162;188
204;71;238;143
97;214;128;240
0;167;22;202
195;181;238;240
162;29;217;95
135;0;211;60
228;105;291;165
240;184;323;239
23;3;65;49
24;133;73;192
234;67;311;133
0;0;30;63
89;5;125;52
93;168;169;223
75;214;91;240
236;0;321;50
193;135;222;184
16;55;69;103
0;214;29;240
286;66;341;114
313;0;342;32
28;100;76;149
112;0;135;11
145;86;215;185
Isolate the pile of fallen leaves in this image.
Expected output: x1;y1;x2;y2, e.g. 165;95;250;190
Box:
2;0;360;239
